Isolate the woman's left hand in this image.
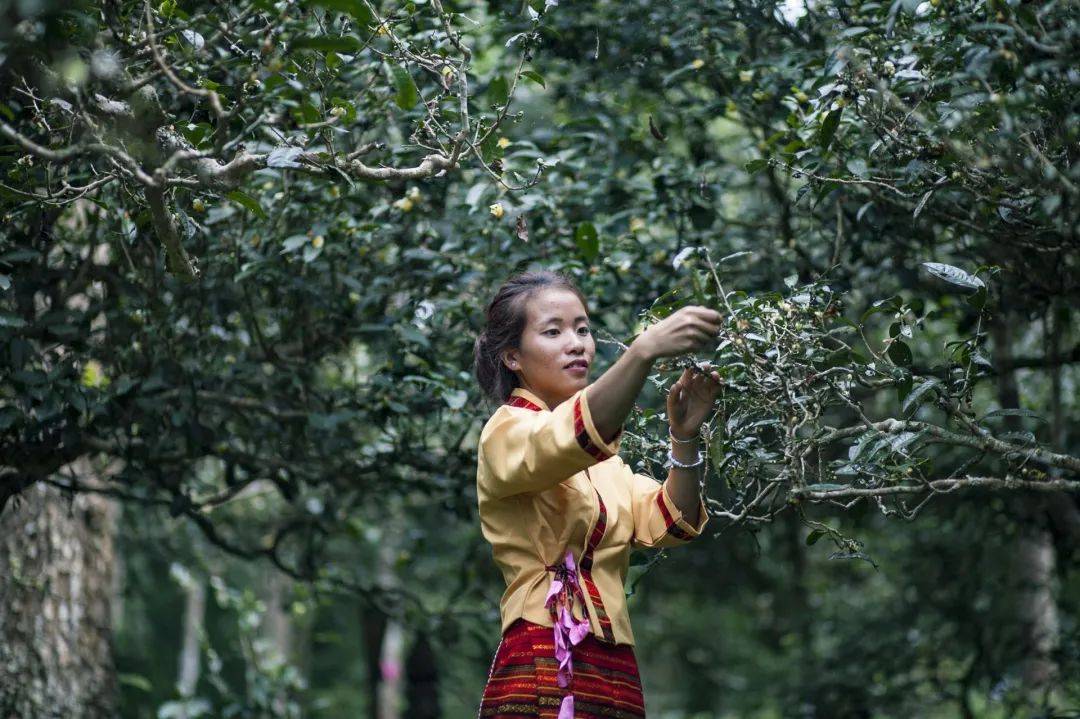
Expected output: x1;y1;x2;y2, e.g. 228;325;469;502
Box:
667;364;724;439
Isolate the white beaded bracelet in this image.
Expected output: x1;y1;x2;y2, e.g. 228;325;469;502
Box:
667;448;705;469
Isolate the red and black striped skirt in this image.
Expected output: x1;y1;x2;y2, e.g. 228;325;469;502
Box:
478;617;646;718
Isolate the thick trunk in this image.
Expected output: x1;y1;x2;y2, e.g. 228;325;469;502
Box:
360;526;406;719
260;567;313;689
176;568;206;719
782;510;812;667
261;569;294;717
0;458;120;719
375;538;404;719
991;316;1060;692
361;609;387;719
376;619;405;719
262;570;293;657
404;631;440;719
1012;533;1059;688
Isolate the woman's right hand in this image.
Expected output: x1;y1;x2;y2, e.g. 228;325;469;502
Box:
631;306;723;362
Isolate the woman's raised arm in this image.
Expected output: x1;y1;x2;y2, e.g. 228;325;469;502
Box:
585;305;723;441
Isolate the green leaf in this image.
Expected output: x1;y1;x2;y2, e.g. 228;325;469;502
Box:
744;159;768;174
823;348;852;368
687;201;715;230
575;222;599;261
304;0;374;26
179;122;213;148
479;132;501;164
719;251;752;263
818;108;842;150
922;262;985;291
895;372;913;404
267;146;304;169
487;75;510;107
292;35;363;53
329;96;357;123
999;430;1037;445
117;673;154;693
441;388;468;410
465;183;489;209
806;528;826;545
805;483;847;492
690;269;708;305
281;235;310;253
891;431;921;455
980;407;1046;423
848;432;875;461
913;190;933;218
827;550;878;569
393;67;419;110
0;248;39;262
0;313;27;328
887;339;912;367
303;242;323;263
966;285;987;310
226;190;267;219
902;378;940;413
860;295;901;323
520;70;546;88
0;406;20;430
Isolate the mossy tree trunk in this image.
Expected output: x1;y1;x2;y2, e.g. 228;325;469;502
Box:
0;457;120;719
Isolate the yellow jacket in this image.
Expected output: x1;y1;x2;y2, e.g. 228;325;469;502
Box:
476;385;710;646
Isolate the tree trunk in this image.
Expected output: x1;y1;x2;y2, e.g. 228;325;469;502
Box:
377;619;405;719
375;537;404;719
991;316;1060;693
360;521;409;719
261;568;294;717
361;608;387;719
0;457;120;719
404;631;440;719
176;566;206;719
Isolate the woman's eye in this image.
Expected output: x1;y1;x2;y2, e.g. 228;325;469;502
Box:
579;327;591;334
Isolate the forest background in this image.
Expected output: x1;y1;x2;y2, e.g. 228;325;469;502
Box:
0;0;1077;717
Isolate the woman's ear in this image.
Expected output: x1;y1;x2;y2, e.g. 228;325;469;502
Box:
500;349;517;371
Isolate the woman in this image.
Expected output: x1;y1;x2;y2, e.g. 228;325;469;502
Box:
472;269;724;717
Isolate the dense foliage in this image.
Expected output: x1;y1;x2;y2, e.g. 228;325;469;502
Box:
1;0;1077;716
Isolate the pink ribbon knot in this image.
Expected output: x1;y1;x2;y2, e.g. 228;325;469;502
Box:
544;547;592;719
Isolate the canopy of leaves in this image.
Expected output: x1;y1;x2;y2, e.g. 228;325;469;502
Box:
1;0;1077;716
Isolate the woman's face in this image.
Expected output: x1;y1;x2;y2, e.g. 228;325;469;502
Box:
501;287;594;409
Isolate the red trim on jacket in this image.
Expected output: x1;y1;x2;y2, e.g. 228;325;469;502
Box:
655;488;695;541
579;488;616;643
572;395;619;460
506;396;544;412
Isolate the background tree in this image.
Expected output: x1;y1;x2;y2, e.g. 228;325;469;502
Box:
1;0;1077;717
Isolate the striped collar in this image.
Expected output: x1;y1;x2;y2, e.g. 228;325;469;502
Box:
507;386;548;412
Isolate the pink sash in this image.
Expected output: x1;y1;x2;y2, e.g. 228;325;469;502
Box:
544;548;592;719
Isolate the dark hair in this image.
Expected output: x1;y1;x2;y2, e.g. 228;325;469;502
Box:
473;270;591;405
